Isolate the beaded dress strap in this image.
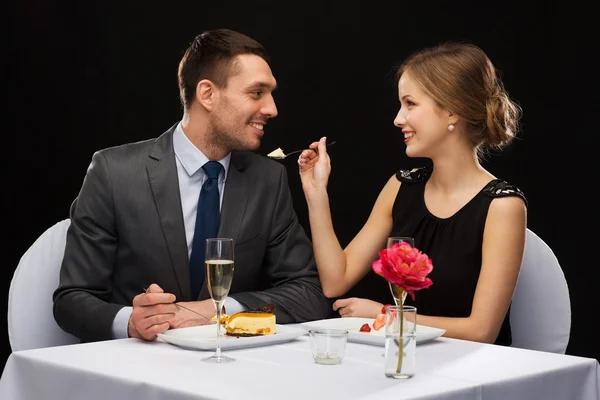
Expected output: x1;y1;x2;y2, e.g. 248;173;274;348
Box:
395;166;432;183
482;179;528;207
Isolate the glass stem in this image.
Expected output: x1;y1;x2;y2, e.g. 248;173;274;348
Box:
215;303;221;357
389;282;407;306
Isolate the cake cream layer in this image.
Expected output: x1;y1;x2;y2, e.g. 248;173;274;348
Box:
267;148;284;158
226;313;276;336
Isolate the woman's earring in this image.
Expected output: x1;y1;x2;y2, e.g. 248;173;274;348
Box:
448;124;455;132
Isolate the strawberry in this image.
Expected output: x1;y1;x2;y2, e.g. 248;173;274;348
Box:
381;304;393;314
359;323;371;332
372;313;386;330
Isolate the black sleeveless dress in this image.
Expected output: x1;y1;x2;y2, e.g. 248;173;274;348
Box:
391;166;527;346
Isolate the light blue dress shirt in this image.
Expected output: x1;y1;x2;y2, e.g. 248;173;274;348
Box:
111;122;247;339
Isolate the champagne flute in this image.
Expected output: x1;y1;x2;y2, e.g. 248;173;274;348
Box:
387;236;414;248
203;238;235;363
387;236;414;306
382;236;415;357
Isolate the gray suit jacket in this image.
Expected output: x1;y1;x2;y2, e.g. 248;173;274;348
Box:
53;123;331;342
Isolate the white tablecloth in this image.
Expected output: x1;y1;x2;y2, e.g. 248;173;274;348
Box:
1;333;598;400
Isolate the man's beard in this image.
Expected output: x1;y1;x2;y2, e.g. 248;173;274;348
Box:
208;100;261;152
207;120;261;152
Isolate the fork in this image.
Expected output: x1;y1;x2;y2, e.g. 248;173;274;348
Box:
142;287;214;323
267;140;337;160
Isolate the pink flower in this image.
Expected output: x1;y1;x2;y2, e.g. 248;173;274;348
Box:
372;242;433;300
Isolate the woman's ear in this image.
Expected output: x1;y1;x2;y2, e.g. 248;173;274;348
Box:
446;109;459;127
445;110;459;132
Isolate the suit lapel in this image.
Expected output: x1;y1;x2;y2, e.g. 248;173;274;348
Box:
218;152;249;243
147;127;192;301
198;152;249;300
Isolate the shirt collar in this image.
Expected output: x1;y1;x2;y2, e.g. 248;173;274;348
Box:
173;121;231;181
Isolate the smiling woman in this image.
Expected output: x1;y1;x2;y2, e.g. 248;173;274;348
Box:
297;42;527;347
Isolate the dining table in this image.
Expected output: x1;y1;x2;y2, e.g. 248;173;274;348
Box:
1;323;598;400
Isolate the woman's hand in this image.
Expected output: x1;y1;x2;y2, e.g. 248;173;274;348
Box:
332;297;383;318
298;136;331;197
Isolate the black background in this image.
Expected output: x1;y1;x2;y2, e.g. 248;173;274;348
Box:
4;0;597;372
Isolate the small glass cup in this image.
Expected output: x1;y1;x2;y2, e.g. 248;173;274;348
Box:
308;329;348;365
384;305;417;378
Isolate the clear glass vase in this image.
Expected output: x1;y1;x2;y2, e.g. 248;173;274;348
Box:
384;305;417;378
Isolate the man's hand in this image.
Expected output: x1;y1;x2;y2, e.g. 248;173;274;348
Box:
168;299;217;329
128;283;178;341
333;297;383;318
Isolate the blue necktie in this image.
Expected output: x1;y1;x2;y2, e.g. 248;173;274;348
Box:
189;161;223;300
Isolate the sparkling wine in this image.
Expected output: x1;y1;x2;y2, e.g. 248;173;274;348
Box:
206;260;234;303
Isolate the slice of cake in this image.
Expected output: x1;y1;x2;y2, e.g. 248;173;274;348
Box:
225;306;276;337
267;147;285;159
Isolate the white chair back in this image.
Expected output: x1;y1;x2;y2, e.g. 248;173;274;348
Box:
8;219;79;351
510;228;571;353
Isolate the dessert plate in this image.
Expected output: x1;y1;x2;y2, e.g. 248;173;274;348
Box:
300;317;445;346
157;324;306;351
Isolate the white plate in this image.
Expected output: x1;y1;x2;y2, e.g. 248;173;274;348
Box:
300;317;445;346
157;324;306;351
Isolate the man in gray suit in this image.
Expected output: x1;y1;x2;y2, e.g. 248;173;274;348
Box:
53;28;331;343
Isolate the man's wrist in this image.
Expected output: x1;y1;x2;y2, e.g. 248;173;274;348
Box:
112;306;134;339
127;315;137;338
